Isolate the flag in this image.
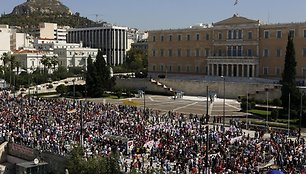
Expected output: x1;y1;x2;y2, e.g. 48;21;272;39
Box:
234;0;238;5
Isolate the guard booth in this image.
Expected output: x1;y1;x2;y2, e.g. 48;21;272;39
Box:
137;90;144;98
174;91;184;99
16;161;48;174
208;91;217;102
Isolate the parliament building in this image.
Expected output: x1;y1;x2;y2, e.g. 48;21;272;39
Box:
148;15;306;81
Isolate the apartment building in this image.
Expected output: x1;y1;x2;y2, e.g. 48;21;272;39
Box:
32;23;69;41
67;25;128;65
148;15;306;80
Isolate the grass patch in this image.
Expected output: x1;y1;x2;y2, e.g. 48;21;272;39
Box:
251;120;297;129
249;109;271;116
122;99;141;106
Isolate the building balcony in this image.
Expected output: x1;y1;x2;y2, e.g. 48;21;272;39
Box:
207;56;259;64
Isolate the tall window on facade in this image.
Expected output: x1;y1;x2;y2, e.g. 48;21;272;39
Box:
263;67;268;75
233;30;237;39
228;46;232;56
178;34;181;41
152;49;156;57
303;48;306;57
238;46;242;56
196;34;200;41
178;66;181;72
187;49;191;57
161;35;164;41
160;49;164;57
264;31;269;39
153;65;155;71
304;30;306;38
187;66;190;72
276;30;282;39
218;33;222;40
238;30;242;39
206;33;209;40
160;65;164;72
205;48;209;57
228;30;232;39
153;36;156;42
196;66;199;73
187;34;191;41
177;49;181;57
303;68;306;78
168;49;172;57
263;49;269;57
233;46;237;56
218;49;222;56
247;49;252;57
248;31;252;39
196;49;200;57
169;35;172;41
276;48;281;57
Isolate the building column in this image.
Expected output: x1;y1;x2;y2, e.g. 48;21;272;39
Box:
253;65;256;77
221;64;224;76
242;64;245;77
247;64;250;77
226;64;229;76
212;64;214;76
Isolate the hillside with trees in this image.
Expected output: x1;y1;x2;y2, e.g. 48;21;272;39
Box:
0;0;105;30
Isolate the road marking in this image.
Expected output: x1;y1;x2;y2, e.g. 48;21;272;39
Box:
149;97;154;101
226;103;240;110
209;102;213;115
173;102;198;112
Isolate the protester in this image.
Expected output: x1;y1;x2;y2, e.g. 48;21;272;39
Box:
0;91;305;173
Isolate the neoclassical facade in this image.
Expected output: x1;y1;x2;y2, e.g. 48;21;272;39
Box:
148;15;306;80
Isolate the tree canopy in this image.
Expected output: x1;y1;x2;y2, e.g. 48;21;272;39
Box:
281;34;300;114
66;146;122;174
86;51;115;97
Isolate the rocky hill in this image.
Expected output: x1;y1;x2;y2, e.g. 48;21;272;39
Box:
11;0;72;15
0;0;103;29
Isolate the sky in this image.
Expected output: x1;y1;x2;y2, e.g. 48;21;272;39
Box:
1;0;306;30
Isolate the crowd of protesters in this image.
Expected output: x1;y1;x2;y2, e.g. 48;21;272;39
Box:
0;91;306;173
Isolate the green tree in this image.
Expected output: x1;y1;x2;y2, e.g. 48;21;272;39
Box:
56;84;68;96
86;55;97;97
86;51;115;97
50;55;58;71
67;146;122;174
281;34;300;115
1;52;10;68
125;48;148;71
40;55;52;74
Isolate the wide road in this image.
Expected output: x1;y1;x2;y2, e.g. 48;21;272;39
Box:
88;94;244;117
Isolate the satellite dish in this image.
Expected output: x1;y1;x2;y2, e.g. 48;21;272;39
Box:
34;158;39;165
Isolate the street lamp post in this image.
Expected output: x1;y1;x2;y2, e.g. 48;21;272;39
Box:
288;93;291;137
246;91;249;130
299;92;303;140
221;76;225;132
72;79;76;108
266;88;269;129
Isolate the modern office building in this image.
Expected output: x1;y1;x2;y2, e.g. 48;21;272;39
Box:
148;14;306;81
67;25;128;65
